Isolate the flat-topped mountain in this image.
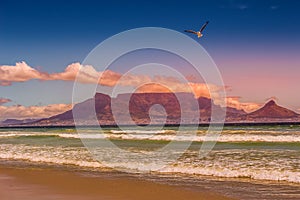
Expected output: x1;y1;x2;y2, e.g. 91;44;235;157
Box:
27;93;246;126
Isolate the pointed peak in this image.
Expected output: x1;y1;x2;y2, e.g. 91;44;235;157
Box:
265;100;276;106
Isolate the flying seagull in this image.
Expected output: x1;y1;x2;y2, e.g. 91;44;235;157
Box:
184;21;209;38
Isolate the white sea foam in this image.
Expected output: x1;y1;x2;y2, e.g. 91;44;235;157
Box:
159;166;300;184
0;132;45;138
0;144;103;169
86;132;300;143
110;130;170;134
1;144;300;184
1;131;300;142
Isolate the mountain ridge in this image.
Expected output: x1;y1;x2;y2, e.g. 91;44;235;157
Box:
1;93;299;126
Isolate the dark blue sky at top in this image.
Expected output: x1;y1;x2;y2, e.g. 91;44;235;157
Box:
0;0;300;108
1;0;299;72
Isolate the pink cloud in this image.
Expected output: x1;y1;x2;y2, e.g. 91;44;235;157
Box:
50;63;100;84
0;98;11;105
135;81;225;101
52;63;123;86
226;96;261;112
0;81;12;86
0;103;72;120
0;62;49;85
0;62;123;87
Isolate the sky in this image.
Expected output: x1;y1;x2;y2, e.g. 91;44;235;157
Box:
0;0;300;119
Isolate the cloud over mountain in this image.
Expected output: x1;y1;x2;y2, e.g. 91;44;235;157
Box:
226;96;261;113
0;103;72;120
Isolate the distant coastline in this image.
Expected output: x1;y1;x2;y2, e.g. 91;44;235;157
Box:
1;121;300;129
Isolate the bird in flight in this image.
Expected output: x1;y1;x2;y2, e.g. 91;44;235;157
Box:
184;21;209;38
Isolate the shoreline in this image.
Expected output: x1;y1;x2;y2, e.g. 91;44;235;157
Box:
0;165;235;200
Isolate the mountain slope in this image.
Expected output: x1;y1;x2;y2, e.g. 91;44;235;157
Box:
0;118;39;125
247;100;299;119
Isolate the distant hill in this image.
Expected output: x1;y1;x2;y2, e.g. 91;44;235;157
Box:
246;100;299;119
0;118;39;125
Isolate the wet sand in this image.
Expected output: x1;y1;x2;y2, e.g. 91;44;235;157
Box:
0;166;234;200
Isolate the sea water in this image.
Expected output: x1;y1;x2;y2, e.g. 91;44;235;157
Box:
0;125;300;199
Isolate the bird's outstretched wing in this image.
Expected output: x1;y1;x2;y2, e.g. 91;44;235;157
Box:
200;21;209;33
184;30;197;34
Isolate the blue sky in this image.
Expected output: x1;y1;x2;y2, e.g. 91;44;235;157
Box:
0;0;300;113
1;0;299;69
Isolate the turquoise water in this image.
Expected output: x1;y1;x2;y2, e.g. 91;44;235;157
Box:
1;125;300;199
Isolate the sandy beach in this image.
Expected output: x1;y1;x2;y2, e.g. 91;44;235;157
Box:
0;166;234;200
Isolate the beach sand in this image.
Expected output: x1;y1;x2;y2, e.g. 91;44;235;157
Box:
0;166;234;200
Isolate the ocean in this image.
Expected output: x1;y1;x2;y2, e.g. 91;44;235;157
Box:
0;125;300;199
